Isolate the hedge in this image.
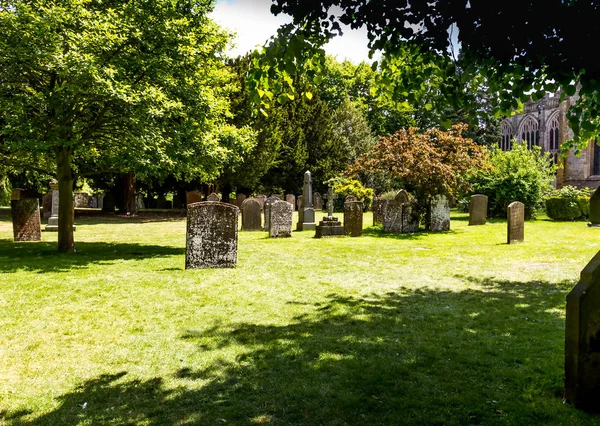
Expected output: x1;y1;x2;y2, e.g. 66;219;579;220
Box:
545;197;589;220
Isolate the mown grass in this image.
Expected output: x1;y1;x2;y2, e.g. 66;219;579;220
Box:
1;207;600;425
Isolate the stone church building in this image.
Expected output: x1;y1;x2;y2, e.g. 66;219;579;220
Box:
500;93;600;189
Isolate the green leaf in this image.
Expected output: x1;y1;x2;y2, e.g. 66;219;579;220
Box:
304;91;313;100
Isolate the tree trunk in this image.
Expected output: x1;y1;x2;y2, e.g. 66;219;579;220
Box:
221;182;232;203
122;173;137;214
56;147;75;252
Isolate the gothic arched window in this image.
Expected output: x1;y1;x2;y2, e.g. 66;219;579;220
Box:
519;116;540;149
546;113;560;164
500;121;513;151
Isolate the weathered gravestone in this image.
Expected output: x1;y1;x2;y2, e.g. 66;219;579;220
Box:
372;198;388;226
396;189;409;204
74;192;91;208
344;201;364;237
286;194;296;209
507;201;524;244
315;187;344;238
45;181;76;232
186;191;203;205
469;194;488;226
383;200;404;233
297;171;316;231
263;197;278;231
430;195;450;231
383;192;418;233
589;188;600;227
185;202;239;269
11;189;41;241
207;193;220;202
270;194;283;200
241;198;262;231
297;195;303;212
136;194;145;210
236;193;247;207
42;191;52;219
565;250;600;412
345;195;358;202
269;200;293;238
313;192;323;210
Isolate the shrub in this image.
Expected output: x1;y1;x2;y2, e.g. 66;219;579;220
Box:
466;142;556;218
545;186;591;220
329;177;374;212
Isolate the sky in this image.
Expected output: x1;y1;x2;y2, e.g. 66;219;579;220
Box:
210;0;374;64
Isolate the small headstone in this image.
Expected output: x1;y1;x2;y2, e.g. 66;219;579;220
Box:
313;192;323;210
344;201;364;237
269;200;293;238
372;198;388;226
286;194;296;209
469;194;488;226
297;195;303;212
185;202;239;269
565;250;600;412
207;193;220;202
263;197;278;231
345;195;358;202
430;195;450;231
507;201;524;244
11;189;41;241
270;194;283;200
395;190;409;204
241;198;262;231
255;194;267;210
186;191;203;205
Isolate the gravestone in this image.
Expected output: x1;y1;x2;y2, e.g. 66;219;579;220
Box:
345;195;358;202
344;201;364;237
44;181;76;232
207;193;220;202
263;197;278;231
185;202;239;269
383;200;404;233
286;194;296;209
372;198;388;226
296;171;316;231
270;194;283;200
255;194;267;210
402;202;419;233
315;187;345;238
297;195;303;212
589;187;600;227
395;189;409;203
186;191;203;205
430;195;450;231
565;250;600;412
313;192;323;210
136;194;145;210
469;194;488;226
11;189;41;241
241;198;262;231
236;193;247;207
74;192;90;208
269;200;293;238
42;191;52;219
507;201;524;244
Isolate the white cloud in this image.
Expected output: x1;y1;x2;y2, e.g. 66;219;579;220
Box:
210;0;375;64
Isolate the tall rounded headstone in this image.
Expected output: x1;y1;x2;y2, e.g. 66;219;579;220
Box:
241;198;262;231
430;194;450;231
469;194;488;226
186;202;239;269
11;189;42;241
344;201;364;237
507;201;524;244
286;194;296;210
269;200;293;238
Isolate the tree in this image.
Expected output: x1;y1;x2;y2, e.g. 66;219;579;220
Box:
347;124;488;227
0;0;253;251
257;1;600;147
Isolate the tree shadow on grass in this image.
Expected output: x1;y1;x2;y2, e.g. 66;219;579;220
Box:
0;240;184;273
5;278;599;425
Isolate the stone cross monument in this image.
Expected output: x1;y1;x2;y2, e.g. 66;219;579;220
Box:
315;186;344;238
296;170;316;231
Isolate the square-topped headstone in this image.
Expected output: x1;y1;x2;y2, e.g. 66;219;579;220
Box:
344;201;364;237
186;191;203;205
186;202;239;269
269;200;293;238
11;189;41;242
430;194;450;231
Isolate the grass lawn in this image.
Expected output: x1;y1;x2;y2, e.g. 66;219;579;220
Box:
1;207;600;425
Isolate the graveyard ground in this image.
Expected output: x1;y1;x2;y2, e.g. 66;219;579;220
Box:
1;208;599;425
